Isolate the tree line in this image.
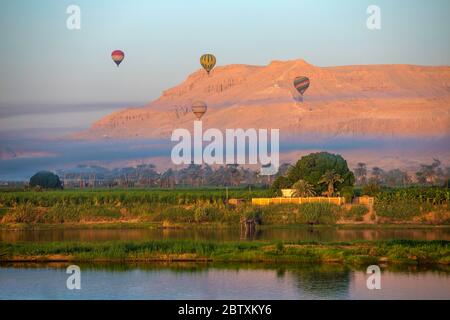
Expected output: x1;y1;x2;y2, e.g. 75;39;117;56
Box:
353;159;450;188
20;154;450;191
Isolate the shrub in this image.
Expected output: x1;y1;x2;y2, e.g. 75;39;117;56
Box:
243;207;262;220
375;200;421;221
29;171;62;189
341;186;355;203
345;205;369;221
258;204;298;224
276;241;284;253
1;204;40;223
194;206;221;222
297;202;340;225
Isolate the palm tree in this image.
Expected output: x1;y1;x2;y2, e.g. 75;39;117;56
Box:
292;180;316;197
354;162;367;185
416;159;442;185
318;170;344;197
161;168;176;188
371;167;385;185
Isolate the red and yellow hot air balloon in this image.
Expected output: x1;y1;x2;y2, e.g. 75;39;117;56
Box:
191;101;207;120
111;50;125;67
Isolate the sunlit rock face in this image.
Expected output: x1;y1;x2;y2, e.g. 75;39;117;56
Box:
77;59;450;140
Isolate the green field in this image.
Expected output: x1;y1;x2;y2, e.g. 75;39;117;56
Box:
0;188;270;206
0;187;448;227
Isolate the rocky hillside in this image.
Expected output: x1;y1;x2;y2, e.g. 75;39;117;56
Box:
78;59;450;140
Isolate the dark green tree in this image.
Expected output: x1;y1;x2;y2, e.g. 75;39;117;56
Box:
29;171;63;189
271;152;354;195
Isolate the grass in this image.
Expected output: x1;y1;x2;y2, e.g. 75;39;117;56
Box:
1;239;448;266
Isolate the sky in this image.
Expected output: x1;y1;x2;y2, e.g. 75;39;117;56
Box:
0;0;449;106
0;0;449;180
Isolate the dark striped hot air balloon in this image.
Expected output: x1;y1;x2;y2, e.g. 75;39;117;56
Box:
200;54;216;74
293;76;310;96
111;50;125;67
191;101;207;120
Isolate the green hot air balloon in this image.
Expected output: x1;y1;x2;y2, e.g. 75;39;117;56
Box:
191;101;207;120
293;76;310;96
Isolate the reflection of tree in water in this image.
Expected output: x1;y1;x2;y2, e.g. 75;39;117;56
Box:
288;264;352;299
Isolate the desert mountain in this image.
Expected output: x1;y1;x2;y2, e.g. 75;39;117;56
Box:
79;59;450;140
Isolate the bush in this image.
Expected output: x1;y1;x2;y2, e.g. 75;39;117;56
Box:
276;241;284;253
375;200;421;221
243;207;262;220
345;205;369;221
341;186;355;203
194;206;221;222
297;202;340;225
1;204;41;223
258;204;298;224
29;171;62;189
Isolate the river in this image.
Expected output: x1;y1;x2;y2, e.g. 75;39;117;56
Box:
1;226;449;300
1;226;449;242
1;263;449;299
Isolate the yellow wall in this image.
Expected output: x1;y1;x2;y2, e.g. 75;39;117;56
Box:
252;197;345;206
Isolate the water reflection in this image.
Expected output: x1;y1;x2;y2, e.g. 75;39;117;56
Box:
1;262;449;300
290;264;352;299
1;226;449;243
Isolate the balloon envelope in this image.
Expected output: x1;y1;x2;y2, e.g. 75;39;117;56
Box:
200;54;216;74
191;101;208;120
293;76;310;95
111;50;125;67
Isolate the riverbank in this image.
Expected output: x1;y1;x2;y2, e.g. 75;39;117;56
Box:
1;239;449;266
1;204;448;229
2;221;450;231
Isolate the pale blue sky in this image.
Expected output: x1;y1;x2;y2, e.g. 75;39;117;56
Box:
0;0;449;105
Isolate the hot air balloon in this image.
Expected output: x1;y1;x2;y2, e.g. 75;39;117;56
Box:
200;54;216;74
191;101;207;120
111;50;125;67
293;76;310;96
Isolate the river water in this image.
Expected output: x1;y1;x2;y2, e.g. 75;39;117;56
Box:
1;263;449;300
1;226;449;300
1;226;449;242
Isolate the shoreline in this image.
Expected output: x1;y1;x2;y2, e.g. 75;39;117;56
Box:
1;221;449;231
